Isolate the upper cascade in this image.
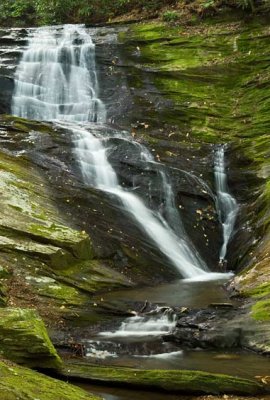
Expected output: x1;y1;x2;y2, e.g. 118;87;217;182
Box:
12;25;105;123
12;25;232;280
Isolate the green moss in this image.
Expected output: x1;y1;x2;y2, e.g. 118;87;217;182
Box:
0;308;62;369
251;299;270;321
61;362;264;395
0;360;100;400
2;114;55;134
124;20;270;147
27;276;90;306
28;223;93;260
129;22;178;42
246;282;270;299
52;259;131;294
129;21;241;72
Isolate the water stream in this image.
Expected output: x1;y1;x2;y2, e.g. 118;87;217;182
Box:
214;146;238;262
11;24;230;280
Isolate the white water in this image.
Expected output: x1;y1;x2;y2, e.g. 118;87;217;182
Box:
136;350;183;359
85;343;117;359
214;146;238;261
11;24;234;280
12;25;105;122
99;308;177;338
84;308;181;361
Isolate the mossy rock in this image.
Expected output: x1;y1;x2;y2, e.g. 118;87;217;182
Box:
28;223;93;261
0;146;94;269
0;359;100;400
52;259;132;294
61;362;264;395
252;299;270;322
24;274;91;306
0;308;61;369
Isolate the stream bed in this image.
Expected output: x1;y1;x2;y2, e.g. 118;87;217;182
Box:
66;278;270;399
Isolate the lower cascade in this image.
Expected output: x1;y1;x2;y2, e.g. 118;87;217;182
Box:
99;307;176;338
214;146;238;263
12;24;232;279
84;307;181;363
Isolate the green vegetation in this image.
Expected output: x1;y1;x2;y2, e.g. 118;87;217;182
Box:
252;299;270;321
0;0;269;26
162;10;180;22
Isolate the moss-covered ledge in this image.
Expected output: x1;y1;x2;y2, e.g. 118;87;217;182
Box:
0;308;61;369
60;362;265;395
0;359;100;400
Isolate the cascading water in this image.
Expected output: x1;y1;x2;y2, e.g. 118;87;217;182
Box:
83;307;182;363
99;307;177;338
12;25;105;122
214;146;238;262
64;122;207;279
12;24;231;280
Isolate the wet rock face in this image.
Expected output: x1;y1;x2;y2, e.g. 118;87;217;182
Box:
0;76;14;114
164;304;270;355
0;29;26;113
165;306;242;350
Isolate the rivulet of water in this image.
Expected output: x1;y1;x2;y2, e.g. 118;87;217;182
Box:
214;146;238;262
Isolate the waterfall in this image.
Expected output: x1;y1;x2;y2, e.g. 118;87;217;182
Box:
12;25;106;122
214;146;238;262
68;123;206;278
12;24;231;280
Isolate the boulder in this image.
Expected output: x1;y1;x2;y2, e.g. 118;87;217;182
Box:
0;308;61;369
